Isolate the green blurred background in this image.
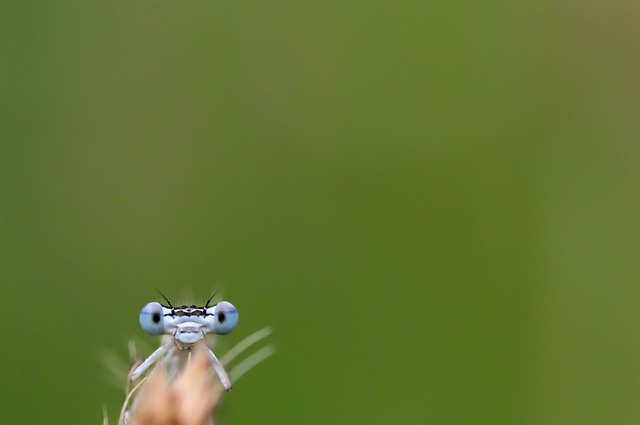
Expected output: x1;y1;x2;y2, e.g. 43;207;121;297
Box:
2;1;639;424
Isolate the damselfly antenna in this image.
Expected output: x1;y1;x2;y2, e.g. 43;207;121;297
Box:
204;290;219;308
128;295;239;391
156;290;174;308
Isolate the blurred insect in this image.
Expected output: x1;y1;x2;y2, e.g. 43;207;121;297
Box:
128;293;238;391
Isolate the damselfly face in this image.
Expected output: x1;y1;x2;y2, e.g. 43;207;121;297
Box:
139;301;239;345
129;297;239;390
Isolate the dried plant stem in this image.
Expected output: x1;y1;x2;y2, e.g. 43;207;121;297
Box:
106;327;275;425
129;346;217;425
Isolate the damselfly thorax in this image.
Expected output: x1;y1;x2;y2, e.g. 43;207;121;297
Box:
128;296;238;391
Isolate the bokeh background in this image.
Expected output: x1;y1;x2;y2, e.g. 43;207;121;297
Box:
2;1;640;424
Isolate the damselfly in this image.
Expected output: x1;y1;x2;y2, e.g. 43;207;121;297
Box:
128;294;238;391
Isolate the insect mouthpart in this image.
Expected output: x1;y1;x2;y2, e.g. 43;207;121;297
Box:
174;322;206;346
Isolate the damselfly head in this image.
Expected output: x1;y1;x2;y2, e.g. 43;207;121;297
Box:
138;299;239;341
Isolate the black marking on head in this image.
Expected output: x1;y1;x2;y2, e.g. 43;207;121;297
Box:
164;306;213;318
155;293;217;317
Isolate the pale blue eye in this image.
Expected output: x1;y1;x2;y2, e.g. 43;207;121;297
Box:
139;302;165;335
214;301;238;335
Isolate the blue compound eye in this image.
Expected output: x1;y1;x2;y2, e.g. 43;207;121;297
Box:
139;302;165;336
213;301;238;335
